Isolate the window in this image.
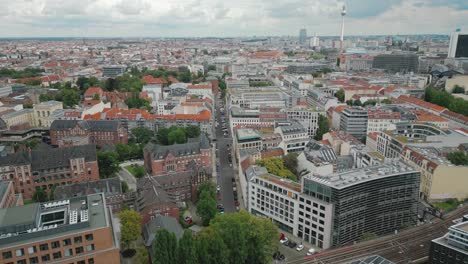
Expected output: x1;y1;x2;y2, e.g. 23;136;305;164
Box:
76;247;84;254
77;261;85;264
89;258;95;264
29;257;39;264
41;254;50;262
28;246;37;254
15;249;24;257
86;244;95;251
85;234;94;241
64;249;73;257
2;251;12;259
63;239;72;246
74;236;82;244
17;260;26;264
53;252;61;259
39;244;48;251
51;241;60;249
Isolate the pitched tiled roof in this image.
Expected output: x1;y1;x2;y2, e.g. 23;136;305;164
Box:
144;134;210;160
142;75;168;85
31;145;97;171
50;120;120;131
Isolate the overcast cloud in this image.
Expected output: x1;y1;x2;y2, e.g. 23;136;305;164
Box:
0;0;467;37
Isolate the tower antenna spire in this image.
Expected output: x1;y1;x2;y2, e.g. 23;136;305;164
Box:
340;4;346;53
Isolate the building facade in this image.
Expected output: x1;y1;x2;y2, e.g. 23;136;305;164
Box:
340;107;369;141
430;217;468;264
0;145;99;199
0;193;120;264
50;120;128;147
143;135;211;176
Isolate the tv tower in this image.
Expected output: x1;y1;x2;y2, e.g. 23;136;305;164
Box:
340;4;346;52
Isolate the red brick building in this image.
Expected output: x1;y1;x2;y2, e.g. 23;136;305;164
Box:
143;135;212;176
0;145;99;199
50;120;128;147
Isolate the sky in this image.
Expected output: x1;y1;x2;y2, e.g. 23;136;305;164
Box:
0;0;467;38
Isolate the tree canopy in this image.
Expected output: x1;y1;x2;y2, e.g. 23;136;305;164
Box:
120;209;142;249
197;182;218;226
156;126;200;145
153;229;178;264
0;67;44;79
256;158;297;181
207;210;278;264
97;151;120;178
314;114;329;141
447;151;468;166
425;86;468;116
131;127;154;144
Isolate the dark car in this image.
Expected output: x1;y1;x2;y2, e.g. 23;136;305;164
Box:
273;251;280;259
277;254;285;261
288;241;297;248
283;240;290;247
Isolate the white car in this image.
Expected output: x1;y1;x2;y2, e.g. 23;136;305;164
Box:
306;248;316;256
216;185;221;192
296;245;304;251
280;237;288;244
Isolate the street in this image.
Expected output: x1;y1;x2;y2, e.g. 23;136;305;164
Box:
117;160;144;191
214;95;237;214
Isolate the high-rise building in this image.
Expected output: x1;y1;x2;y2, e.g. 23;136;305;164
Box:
247;161;420;249
372;54;419;73
0;193;120;264
310;33;320;48
448;31;468;58
430;216;468;264
339;107;369;140
299;29;307;45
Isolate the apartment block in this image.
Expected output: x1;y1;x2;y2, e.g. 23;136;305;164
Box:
143;135;211;176
0;193;120;264
50;120;128;147
0;145;99;199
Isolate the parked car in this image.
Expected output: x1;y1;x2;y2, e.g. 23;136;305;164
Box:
280;237;288;244
216;185;221;192
234;200;239;206
277;254;285;261
306;248;316;256
296;244;304;251
288;241;297;248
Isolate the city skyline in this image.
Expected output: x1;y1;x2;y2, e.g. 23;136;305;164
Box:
0;0;467;38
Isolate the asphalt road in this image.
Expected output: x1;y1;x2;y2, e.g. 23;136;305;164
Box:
117;160;143;191
214;96;236;214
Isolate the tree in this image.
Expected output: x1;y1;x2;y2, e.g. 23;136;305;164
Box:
125;93;150;110
32;189;48;202
197;182;217;199
425;86;468;116
447;151;468;166
360;232;377;241
97;151;120;178
453;85;465;94
283;153;298;176
185;125;200;139
168;128;187;145
132;127;154;144
92;94;100;100
39;94;54;102
133;165;146;178
177;230;197;264
208;210;278;264
25;79;42;86
122;181;129;193
153;229;177;264
178;71;192;83
134;246;149;264
314;114;329;141
335;89;345;102
56;89;79;108
194;229;228;264
207;65;216;71
256;158;297;181
197;190;218;226
120;209;142;249
103;78;118;91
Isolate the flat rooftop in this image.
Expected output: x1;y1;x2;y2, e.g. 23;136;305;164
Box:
260;173;301;192
305;161;418;189
0;193;108;248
